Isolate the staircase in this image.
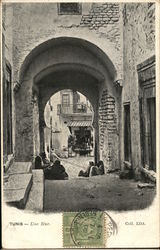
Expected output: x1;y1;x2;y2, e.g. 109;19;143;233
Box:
4;162;33;208
3;162;44;211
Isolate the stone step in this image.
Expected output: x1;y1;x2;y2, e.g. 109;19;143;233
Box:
140;167;156;183
25;170;44;212
4;173;33;209
7;162;32;175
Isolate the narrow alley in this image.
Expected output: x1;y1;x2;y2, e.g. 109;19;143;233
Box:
44;157;155;212
3;2;156;213
2;3;158;248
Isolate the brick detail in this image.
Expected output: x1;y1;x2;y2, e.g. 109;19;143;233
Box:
80;3;119;30
99;89;117;167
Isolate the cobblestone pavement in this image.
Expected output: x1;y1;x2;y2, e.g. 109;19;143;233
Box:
61;156;94;179
44;157;156;212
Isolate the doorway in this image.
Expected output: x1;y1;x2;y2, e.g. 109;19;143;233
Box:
138;55;156;172
146;97;156;171
124;103;131;163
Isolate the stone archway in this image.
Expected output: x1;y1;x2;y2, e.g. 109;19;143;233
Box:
34;67;101;164
14;37;121;170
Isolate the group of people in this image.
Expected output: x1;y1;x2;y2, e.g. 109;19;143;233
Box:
78;160;105;177
35;148;105;180
35;149;69;180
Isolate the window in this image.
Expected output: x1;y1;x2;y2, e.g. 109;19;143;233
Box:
62;94;70;106
124;104;131;162
57;104;61;115
58;3;81;15
6;65;13;155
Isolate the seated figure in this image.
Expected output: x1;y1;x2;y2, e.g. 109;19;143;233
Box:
35;155;43;169
44;160;68;180
50;148;60;163
40;151;50;168
78;161;94;177
90;160;105;176
97;160;105;175
90;165;99;176
35;151;50;170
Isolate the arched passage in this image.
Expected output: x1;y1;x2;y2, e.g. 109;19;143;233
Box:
18;37;117;84
34;66;101;163
15;37;121;170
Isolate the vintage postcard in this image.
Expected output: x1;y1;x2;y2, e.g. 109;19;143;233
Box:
1;0;160;248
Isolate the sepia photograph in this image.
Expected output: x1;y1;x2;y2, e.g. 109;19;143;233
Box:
1;1;159;248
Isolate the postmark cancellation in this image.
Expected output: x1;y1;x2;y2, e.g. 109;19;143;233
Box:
63;211;117;248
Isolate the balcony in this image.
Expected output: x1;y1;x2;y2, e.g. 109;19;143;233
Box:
57;103;92;115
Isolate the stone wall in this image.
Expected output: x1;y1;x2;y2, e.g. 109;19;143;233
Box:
2;4;14;163
32;94;40;158
99;89;119;171
122;3;155;175
80;3;119;29
14;75;33;161
80;3;122;58
9;2;123;87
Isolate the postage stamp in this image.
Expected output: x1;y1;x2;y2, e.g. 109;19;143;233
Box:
63;211;105;247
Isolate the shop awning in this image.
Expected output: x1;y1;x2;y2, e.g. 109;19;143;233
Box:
67;121;92;127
